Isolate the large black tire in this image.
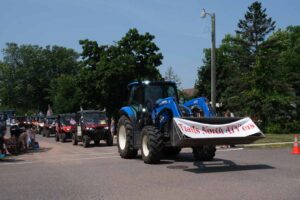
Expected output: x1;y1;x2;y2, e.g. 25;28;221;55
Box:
60;133;66;143
106;132;113;146
83;135;90;148
94;139;100;146
192;145;216;161
117;116;138;159
72;134;78;145
141;126;164;164
163;146;182;157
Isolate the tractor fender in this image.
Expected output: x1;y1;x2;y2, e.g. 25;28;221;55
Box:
119;106;137;124
152;97;181;119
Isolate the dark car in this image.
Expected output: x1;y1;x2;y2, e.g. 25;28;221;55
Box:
73;110;112;148
41;116;56;137
55;113;77;142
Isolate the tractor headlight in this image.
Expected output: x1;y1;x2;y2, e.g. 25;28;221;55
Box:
104;126;109;130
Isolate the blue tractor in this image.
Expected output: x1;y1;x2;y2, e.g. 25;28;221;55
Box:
117;81;264;164
184;97;215;117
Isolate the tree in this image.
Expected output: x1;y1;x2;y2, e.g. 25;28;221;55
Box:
117;28;163;81
236;1;276;56
0;43;79;114
164;66;181;89
195;2;297;132
78;28;163;117
49;75;81;113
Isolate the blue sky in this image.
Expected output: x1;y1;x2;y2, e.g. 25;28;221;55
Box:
0;0;299;88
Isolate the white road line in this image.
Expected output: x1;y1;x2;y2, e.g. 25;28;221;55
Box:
218;148;244;152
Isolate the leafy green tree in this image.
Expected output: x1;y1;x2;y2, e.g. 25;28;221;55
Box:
79;28;163;117
49;75;81;113
117;28;163;81
236;1;276;56
195;1;296;132
0;43;79;114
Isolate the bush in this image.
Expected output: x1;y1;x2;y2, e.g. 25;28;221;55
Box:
265;123;283;134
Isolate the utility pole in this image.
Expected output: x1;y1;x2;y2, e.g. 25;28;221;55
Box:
201;9;216;111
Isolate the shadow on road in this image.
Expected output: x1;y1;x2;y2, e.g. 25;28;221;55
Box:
183;158;274;174
25;147;52;154
0;157;25;163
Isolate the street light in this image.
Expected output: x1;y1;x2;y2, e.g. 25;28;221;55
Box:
201;8;216;112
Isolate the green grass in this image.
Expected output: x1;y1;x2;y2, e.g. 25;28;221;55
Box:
254;133;296;144
241;133;298;149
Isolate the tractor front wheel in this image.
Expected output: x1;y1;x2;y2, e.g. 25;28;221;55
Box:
117;116;137;159
192;145;216;161
141;126;163;164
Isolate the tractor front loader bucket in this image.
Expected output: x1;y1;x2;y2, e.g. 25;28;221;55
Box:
171;117;264;147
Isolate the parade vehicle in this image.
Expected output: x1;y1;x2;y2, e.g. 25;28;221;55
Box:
41;116;56;137
55;113;77;142
184;97;215;117
13;116;27;128
72;110;112;148
117;81;264;164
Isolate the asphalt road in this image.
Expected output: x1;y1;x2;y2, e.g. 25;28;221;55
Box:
1;134;300;200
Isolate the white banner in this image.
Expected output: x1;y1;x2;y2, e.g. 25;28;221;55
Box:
173;117;262;139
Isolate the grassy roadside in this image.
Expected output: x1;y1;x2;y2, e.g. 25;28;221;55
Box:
254;134;296;144
241;133;298;149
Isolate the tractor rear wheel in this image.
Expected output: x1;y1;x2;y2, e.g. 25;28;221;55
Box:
117;116;138;159
141;126;163;164
192;145;216;161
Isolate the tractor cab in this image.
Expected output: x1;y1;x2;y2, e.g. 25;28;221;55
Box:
128;81;179;112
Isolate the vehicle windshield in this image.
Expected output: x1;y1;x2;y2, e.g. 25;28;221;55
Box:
61;116;76;126
82;112;107;124
47;118;56;124
144;84;178;104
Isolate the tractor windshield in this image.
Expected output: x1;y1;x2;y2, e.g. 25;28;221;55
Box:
144;84;178;104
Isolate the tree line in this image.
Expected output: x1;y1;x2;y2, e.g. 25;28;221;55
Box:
195;2;300;133
0;28;163;118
